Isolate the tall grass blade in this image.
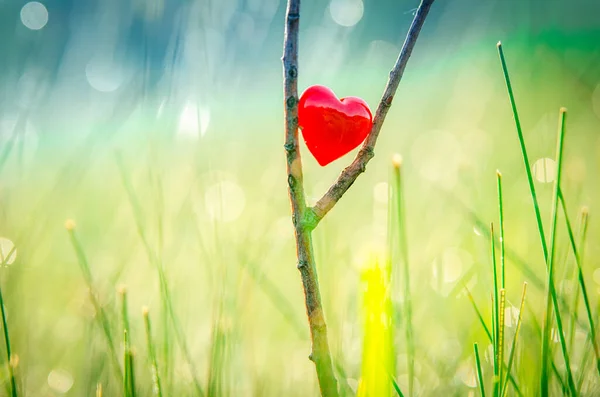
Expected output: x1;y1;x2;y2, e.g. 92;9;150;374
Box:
0;246;17;397
467;287;523;396
143;307;163;397
498;289;506;394
490;223;500;397
115;154;204;396
497;43;576;396
502;283;527;397
497;171;506;289
466;287;493;342
474;343;486;397
121;288;136;397
65;220;123;383
392;155;415;397
540;108;576;396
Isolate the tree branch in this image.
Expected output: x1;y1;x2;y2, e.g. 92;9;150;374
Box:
282;0;339;396
282;1;435;396
309;0;436;228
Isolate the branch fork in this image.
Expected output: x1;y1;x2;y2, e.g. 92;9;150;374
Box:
282;1;435;395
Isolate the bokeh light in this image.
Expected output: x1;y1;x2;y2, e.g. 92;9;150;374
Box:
20;2;48;30
47;369;74;394
532;157;557;183
0;238;17;265
329;0;364;27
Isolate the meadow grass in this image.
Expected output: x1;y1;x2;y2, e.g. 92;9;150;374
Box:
0;43;598;397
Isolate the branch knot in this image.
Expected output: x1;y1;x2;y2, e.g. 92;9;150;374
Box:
288;66;298;79
297;260;308;269
287;174;296;189
284;142;295;153
286;96;297;109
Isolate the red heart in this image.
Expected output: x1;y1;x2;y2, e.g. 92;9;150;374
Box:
298;85;373;166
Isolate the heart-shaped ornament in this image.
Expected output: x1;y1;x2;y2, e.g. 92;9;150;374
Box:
298;85;373;166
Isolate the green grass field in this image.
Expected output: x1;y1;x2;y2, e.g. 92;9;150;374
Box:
1;11;600;396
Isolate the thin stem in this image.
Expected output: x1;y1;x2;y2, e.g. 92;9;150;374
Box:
491;223;500;397
498;289;506;396
474;343;486;397
497;171;505;289
393;156;415;397
309;0;436;227
502;283;527;397
497;44;575;396
282;1;337;395
540;108;576;396
466;287;523;395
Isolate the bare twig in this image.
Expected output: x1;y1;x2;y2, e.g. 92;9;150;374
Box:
283;1;338;396
282;0;435;395
308;0;436;228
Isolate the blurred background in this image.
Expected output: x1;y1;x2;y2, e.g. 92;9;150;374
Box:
0;0;599;395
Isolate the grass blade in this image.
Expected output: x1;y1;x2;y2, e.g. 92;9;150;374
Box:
467;286;524;396
490;223;500;396
498;289;506;394
539;108;576;396
497;171;506;289
0;247;17;397
65;220;123;383
502;283;527;397
496;42;548;260
474;343;486;397
389;372;405;397
121;288;136;397
143;307;163;397
115;154;205;396
392;155;415;397
466;287;493;342
497;43;576;396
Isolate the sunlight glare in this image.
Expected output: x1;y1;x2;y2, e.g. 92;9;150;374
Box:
177;102;210;140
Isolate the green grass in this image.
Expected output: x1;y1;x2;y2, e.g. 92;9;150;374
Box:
474;343;486;397
392;156;415;397
497;43;582;396
0;246;17;397
0;40;598;397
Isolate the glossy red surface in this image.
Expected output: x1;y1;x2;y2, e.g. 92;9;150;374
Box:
298;85;373;166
